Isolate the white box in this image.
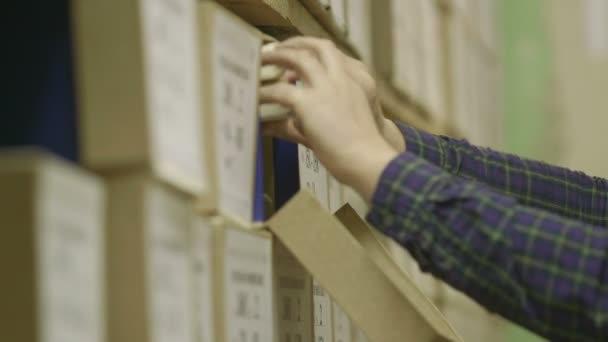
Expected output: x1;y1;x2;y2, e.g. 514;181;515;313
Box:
297;146;334;342
73;0;206;196
333;302;353;342
342;185;368;218
298;145;330;209
328;175;344;214
212;223;275;342
197;2;262;225
105;174;193;342
0;149;105;342
274;239;314;342
190;217;215;342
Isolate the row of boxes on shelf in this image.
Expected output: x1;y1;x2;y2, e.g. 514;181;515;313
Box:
0;147;464;342
3;1;462;341
340;0;500;137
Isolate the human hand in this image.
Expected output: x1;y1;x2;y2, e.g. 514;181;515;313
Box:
260;37;398;199
265;37;406;152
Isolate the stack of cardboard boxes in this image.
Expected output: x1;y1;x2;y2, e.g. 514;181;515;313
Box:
73;1;274;341
1;0;504;341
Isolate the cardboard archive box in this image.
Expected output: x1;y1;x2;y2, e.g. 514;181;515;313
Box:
72;0;207;197
0;149;105;342
268;192;462;342
196;1;263;226
274;239;314;342
328;176;354;342
105;174;193;342
345;0;373;65
298;145;335;341
421;0;446;121
190;217;215;342
330;0;348;33
211;220;275;342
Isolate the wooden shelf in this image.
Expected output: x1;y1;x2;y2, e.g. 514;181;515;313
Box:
219;0;453;135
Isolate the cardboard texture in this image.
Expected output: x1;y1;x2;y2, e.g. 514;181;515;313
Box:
330;0;347;33
274;239;314;342
333;302;353;342
297;146;335;341
345;0;373;65
0;149;105;342
190;216;215;342
197;1;263;226
421;0;446;120
371;0;394;80
268;191;461;342
211;220;275;342
105;174;193;342
440;285;504;342
72;0;207;196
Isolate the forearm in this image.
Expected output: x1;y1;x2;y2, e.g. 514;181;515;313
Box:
366;152;608;341
393;121;608;227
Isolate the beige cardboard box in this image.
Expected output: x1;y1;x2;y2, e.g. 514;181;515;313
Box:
297;145;334;342
370;0;395;79
351;328;370;342
327;175;344;214
333;302;353;342
105;174;193;342
274;239;314;342
190;216;215;342
393;0;424;102
330;0;348;33
211;221;275;342
0;149;105;342
440;285;505;342
197;1;262;226
268;192;462;342
449;11;473;138
421;0;446;120
346;0;373;65
72;0;207;197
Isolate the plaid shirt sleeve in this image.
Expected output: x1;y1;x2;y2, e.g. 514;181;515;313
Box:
366;152;608;341
396;122;608;227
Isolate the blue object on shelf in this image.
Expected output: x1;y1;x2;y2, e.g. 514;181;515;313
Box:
273;138;300;210
0;1;78;161
253;123;266;221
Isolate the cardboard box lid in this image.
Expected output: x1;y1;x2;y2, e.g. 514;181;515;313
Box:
267;191;462;342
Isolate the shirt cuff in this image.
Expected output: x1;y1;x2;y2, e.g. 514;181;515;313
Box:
394;121;460;173
366;151;450;269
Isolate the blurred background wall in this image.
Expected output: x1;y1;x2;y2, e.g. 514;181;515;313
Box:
501;0;608;341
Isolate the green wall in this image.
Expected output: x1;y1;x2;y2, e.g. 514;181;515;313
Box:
501;0;550;340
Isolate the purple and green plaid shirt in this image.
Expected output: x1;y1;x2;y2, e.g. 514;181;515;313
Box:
366;123;608;341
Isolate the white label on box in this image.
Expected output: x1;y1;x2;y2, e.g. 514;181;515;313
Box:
586;0;608;58
332;302;352;342
141;0;206;194
313;279;334;342
212;11;261;223
224;229;274;342
298;145;329;210
192;218;214;342
328;175;343;214
276;247;313;342
37;165;104;342
146;186;193;342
